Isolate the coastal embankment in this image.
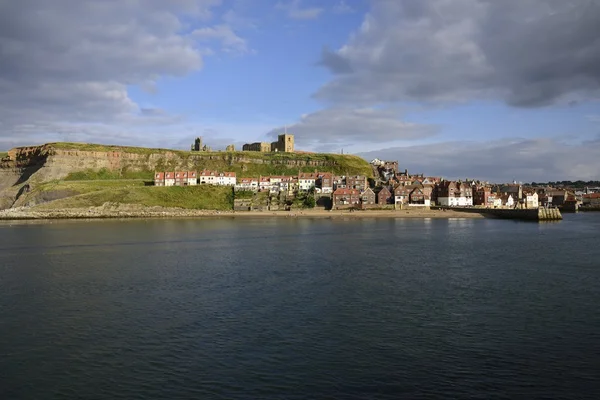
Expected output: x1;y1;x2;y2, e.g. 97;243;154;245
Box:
443;206;562;221
0;203;484;221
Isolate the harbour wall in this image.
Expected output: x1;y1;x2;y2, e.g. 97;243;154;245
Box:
444;207;562;221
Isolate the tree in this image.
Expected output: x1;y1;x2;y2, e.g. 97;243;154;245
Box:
303;194;316;208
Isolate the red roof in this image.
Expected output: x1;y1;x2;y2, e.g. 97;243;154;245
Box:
583;193;600;199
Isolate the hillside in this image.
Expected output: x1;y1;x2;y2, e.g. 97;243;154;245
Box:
0;142;373;210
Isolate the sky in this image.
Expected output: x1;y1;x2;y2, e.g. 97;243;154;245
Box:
1;0;599;182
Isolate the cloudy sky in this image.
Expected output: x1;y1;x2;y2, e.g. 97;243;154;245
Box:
1;0;599;182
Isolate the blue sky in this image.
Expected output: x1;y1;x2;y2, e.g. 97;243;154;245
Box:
1;0;599;182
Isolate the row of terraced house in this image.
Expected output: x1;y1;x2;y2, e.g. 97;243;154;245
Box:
153;168;563;210
154;170;236;186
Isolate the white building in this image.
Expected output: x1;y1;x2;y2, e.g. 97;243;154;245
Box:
164;172;175;186
503;194;515;208
217;172;236;186
237;178;259;191
259;177;271;191
524;192;539;209
187;171;197;186
199;170;217;185
298;173;317;192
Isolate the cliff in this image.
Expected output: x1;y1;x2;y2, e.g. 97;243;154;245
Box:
0;142;373;210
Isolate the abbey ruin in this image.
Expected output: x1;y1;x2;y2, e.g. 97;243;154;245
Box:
243;134;294;153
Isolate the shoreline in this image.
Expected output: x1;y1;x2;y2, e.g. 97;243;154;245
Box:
0;206;485;221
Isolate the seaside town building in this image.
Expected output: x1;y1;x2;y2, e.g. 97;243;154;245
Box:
582;193;600;206
298;172;317;192
151;160;576;211
333;188;361;209
377;186;393;205
154;170;235;187
434;181;473;207
361;188;376;207
316;173;333;194
154;171;198;187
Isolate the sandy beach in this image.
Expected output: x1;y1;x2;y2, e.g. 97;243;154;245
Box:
0;203;484;220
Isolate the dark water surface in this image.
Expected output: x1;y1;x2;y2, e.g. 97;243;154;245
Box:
1;214;600;399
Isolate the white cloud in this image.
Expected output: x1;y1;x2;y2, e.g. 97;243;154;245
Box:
358;137;600;182
191;24;250;54
265;107;437;152
0;0;250;149
276;0;323;20
333;1;354;14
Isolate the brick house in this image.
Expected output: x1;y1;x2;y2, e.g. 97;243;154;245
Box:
408;185;432;207
346;175;368;191
473;185;491;206
333;175;347;190
377;186;392;205
316;173;333;193
333;188;361;209
361;188;376;208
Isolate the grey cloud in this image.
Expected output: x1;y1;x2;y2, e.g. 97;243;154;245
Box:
358;138;600;182
316;0;600;107
318;47;353;74
265;107;438;151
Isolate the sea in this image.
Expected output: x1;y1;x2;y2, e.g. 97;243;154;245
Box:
1;213;599;399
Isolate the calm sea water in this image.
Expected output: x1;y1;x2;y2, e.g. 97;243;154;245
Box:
1;214;600;399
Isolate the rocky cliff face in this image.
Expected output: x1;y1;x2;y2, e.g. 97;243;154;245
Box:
0;143;371;209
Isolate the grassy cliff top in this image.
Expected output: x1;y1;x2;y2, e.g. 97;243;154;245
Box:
47;142;373;177
48;142;361;160
0;151;7;159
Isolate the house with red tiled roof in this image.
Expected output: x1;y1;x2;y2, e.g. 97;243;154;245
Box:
298;172;318;192
165;172;175;187
316;172;333;194
377;186;392;205
236;178;259;191
394;185;411;206
217;172;236;186
332;188;361;209
360;188;376;208
582;193;600;206
199;170;217;185
154;172;165;186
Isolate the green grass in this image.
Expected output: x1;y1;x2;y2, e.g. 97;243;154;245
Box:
0;151;7;159
47;142;373;177
35;185;235;210
64;168;153;181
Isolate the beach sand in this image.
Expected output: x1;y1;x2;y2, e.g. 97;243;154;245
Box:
0;205;483;220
